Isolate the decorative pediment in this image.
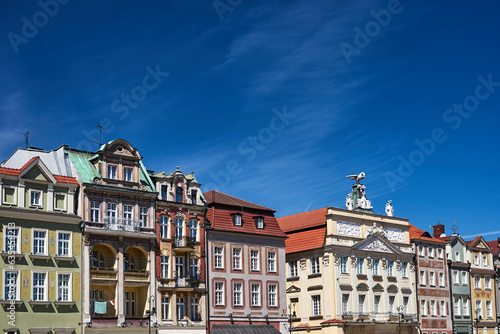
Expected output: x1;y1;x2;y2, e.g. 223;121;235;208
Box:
19;157;57;184
352;232;402;255
401;287;412;294
356;283;369;291
287;285;301;293
387;284;398;293
339;284;353;291
372;283;384;292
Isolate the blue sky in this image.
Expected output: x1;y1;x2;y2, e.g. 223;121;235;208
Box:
1;1;499;240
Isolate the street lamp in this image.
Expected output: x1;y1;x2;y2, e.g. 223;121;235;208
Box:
288;303;297;334
146;295;156;334
397;305;404;334
474;308;482;334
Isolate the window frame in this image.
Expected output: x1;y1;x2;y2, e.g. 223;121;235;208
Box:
3;225;21;254
160;216;170;239
3;269;20;300
340;256;348;274
57;272;72;302
214;245;225;270
233;214;242;226
160;255;169;278
32;228;48;255
232;247;242;271
233;282;243;307
251;282;261;307
254;217;264;229
2;185;17;205
312;295;321;316
57;231;72;257
90;201;100;223
32;271;48;301
123;167;133;182
250;249;260;272
214;281;225;306
29;189;43;207
289;260;298;277
267;250;277;273
107;165;117;179
268;283;278;308
311;257;320;275
54;192;67;211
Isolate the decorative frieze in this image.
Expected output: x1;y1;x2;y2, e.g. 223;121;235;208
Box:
381;227;404;242
337;221;361;237
360;239;392;253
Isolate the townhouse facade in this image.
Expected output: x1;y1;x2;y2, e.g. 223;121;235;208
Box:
277;179;418;334
0;147;81;334
485;238;499;333
68;139;158;333
466;237;497;334
151;167;206;333
204;190;288;334
411;224;453;334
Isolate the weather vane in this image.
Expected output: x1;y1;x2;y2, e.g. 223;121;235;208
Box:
451;221;458;233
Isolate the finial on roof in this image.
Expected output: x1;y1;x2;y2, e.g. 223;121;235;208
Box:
451;221;458;234
177;166;179;170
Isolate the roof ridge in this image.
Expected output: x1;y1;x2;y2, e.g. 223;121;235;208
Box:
204;190;275;211
19;156;40;172
277;207;327;219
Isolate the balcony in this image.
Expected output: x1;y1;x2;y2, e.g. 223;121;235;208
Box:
340;312;418;323
104;217;141;232
90;269;118;282
172;237;196;250
124;270;149;282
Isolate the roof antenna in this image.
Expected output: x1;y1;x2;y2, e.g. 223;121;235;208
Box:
90;124;106;147
16;130;39;148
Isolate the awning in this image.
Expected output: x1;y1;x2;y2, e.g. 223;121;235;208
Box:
211;324;281;334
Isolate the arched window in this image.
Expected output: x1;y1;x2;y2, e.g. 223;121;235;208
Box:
176;187;183;202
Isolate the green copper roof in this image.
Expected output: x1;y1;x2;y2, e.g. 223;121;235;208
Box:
67;149;156;193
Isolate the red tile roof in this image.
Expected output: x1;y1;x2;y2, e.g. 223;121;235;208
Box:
466;236;482;247
0;158;78;185
321;319;345;324
286;227;325;254
277;207;327;233
204;190;275;212
486;240;499;254
409;224;447;244
204;191;286;238
19;156;39;172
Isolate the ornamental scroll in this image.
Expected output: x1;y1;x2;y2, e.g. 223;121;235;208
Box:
337;221;361;237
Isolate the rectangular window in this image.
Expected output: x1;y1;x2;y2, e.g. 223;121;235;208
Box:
474;275;480;289
431;300;437;316
191;190;197;204
267;251;276;273
453;271;459;284
251;283;261;307
372;259;379;275
439;272;444;287
455;251;460;262
2;186;16;205
389;296;395;314
124;168;132;182
4;271;18;300
475;300;481;315
90;201;100;222
486;301;492;318
428;247;434;258
461;271;468;285
233;248;242;270
430;272;435;286
162;296;170;320
374;295;380;313
437;248;443;259
269;284;277;307
420;271;426;286
107;203;117;221
161;185;167;200
233;214;242;226
401;262;408;278
474;254;479;266
190;258;199;280
403;297;409;314
419;246;425;257
161;256;169;278
123;205;133;221
57;232;71;256
482;255;488;267
440;301;446;317
30;189;42;207
311;257;320;274
340;257;348;274
312;295;321;316
177;297;185;320
191;297;200;321
485;276;491;289
358;295;365;314
463;298;469;315
214;246;224;269
160;216;169;239
107;165;116;179
4;227;20;253
255;217;264;229
33;272;46;301
289;261;298;277
233;282;243;306
357;258;364;275
57;274;70;301
421;300;427;316
387;260;394;277
250;250;260;271
342;294;349;314
140;207;148;227
33;230;46;255
454;298;460;316
189;220;198;241
54;193;66;210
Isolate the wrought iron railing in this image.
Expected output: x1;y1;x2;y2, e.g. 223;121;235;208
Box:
103;217;141;232
173;236;196;248
340;312;418;322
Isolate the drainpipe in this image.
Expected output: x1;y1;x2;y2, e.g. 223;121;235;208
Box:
414;253;420;334
201;198;209;334
447;259;455;334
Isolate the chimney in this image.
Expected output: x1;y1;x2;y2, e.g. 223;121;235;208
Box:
433;223;445;238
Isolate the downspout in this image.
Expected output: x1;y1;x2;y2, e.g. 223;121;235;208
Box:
447;258;454;334
414;252;420;334
201;196;209;334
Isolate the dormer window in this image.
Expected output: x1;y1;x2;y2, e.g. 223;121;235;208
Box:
255;217;264;229
161;186;167;200
233;214;242;226
191;190;197;205
108;165;117;179
124;168;132;182
176;187;183;202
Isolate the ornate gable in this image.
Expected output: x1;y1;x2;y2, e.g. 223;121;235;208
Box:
352;232;402;255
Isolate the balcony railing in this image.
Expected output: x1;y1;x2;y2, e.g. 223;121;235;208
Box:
173;237;196;249
103;217;142;232
340;312;418;322
174;275;192;288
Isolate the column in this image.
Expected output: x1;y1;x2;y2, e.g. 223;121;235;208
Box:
47;184;54;211
186;291;191;323
149;238;157;324
172;290;177;325
18;181;25;207
300;259;308;322
118;237;125;324
323;253;331;320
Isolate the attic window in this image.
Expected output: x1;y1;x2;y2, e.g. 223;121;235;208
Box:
117;146;123;152
254;217;264;229
233;214;242;226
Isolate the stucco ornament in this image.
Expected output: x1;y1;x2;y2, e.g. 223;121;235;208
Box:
385;200;394;217
300;259;307;270
323;256;329;267
337;221;361;237
334;256;341;267
360;240;392;253
346;193;354;210
366;222;379;237
381;227;405;242
351;255;357;268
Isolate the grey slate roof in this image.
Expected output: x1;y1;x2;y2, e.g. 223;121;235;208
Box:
211;324;281;334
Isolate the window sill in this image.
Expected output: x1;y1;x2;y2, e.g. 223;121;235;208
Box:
29;254;51;262
1;251;23;259
54;255;75;263
287;276;299;282
308;273;321;279
357;274;368;279
29;300;52;307
0;299;23;305
54;301;76;307
387;276;397;282
309;315;323;320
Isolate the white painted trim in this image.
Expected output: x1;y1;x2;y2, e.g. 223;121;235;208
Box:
56;272;73;302
2;268;20;300
31;270;49;301
54;192;67;211
28;188;43;208
2;224;21;253
56;230;73;257
32;228;49;255
2;185;17;206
